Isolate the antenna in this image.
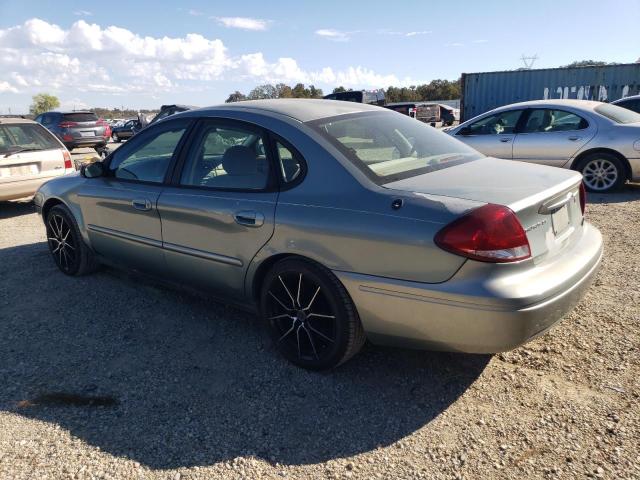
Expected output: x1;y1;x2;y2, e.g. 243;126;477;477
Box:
521;54;538;69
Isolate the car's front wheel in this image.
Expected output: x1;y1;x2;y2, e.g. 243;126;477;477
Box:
577;152;626;193
260;258;366;370
46;205;99;276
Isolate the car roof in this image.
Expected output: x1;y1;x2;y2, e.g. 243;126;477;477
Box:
0;117;37;125
193;99;384;122
612;95;640;104
491;99;603;112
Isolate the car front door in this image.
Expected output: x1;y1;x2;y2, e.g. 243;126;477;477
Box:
76;118;191;274
512;108;596;166
157;119;279;300
455;109;524;159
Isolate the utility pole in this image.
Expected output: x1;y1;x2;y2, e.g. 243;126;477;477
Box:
521;54;538;69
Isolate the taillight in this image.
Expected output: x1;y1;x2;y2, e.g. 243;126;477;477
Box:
62;150;73;169
58;121;78;128
579;182;586;216
435;204;531;263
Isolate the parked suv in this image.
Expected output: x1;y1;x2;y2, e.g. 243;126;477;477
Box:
0;117;74;201
323;90;385;106
35;111;110;153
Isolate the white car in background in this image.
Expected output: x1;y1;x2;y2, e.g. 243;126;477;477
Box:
0;117;74;201
448;99;640;192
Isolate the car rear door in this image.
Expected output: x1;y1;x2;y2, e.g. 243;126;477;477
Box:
157;118;279;300
455;109;524;159
76;118;192;274
512;108;597;166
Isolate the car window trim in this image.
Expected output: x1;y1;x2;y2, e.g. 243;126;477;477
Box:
516;107;590;135
101;117;195;186
169;117;280;194
264;132;307;191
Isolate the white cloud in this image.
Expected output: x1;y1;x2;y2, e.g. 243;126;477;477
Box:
0;81;18;93
73;10;92;17
472;39;488;44
315;29;351;42
406;30;431;37
214;17;269;31
0;18;418;105
188;9;203;16
444;42;464;47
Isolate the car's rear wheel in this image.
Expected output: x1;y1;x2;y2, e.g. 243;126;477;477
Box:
46;205;99;276
577;153;626;193
260;258;365;370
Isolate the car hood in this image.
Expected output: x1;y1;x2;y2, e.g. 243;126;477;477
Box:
383;157;582;208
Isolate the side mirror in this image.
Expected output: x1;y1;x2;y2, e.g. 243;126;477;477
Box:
81;161;105;178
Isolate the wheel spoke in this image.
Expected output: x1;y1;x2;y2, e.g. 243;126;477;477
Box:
278;275;296;308
296;274;302;308
296;326;302;358
277;320;296;342
269;291;293;312
303;286;321;311
307;313;335;320
269;313;294;320
307;324;335;343
303;326;319;360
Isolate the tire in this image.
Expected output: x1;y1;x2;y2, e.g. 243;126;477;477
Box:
260;258;366;370
576;152;626;193
46;205;99;276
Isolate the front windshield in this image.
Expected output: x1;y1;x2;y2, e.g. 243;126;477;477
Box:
595;103;640;124
309;111;483;183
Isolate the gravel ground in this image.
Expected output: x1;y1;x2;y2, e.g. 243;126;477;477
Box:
0;185;638;480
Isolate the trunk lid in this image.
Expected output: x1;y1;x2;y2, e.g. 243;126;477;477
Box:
384;157;584;261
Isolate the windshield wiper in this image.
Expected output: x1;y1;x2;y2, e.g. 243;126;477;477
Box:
3;148;41;158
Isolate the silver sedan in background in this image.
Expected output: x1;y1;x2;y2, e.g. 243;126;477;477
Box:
34;100;602;370
448;99;640;192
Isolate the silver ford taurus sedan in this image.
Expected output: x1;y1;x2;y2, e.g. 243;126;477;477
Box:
448;99;640;193
34;99;603;369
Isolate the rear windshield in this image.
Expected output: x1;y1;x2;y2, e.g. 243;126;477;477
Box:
0;124;60;154
594;103;640;124
63;112;98;123
308;111;483;184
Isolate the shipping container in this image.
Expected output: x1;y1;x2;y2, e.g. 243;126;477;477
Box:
460;63;640;121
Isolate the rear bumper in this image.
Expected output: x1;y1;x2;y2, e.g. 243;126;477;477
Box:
0;176;61;202
66;137;106;148
335;222;603;353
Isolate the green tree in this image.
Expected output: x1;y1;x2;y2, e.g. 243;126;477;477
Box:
562;60;609;68
29;93;60;116
332;86;347;94
248;84;278;100
275;83;293;98
225;91;247;103
308;85;324;98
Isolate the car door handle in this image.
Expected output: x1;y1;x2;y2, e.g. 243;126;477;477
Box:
499;137;511;143
568;136;582;141
234;211;264;227
131;198;152;211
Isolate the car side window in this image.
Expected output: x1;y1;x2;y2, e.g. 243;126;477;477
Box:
522;109;588;133
108;120;189;183
180;122;270;190
464;110;523;135
275;141;303;183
